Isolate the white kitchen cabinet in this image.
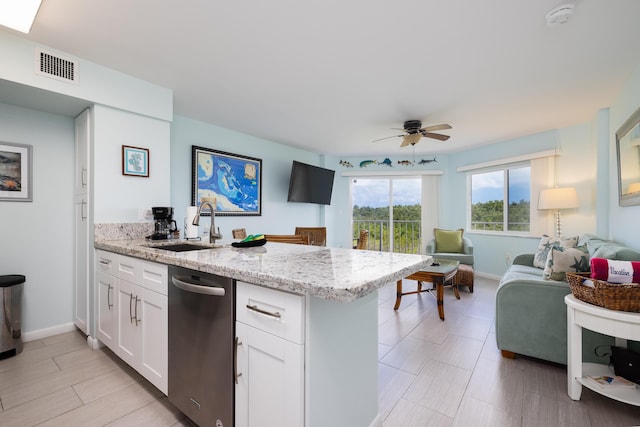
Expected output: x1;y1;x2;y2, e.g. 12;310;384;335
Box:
96;250;118;349
235;281;304;427
95;251;168;395
96;270;117;349
73;108;91;334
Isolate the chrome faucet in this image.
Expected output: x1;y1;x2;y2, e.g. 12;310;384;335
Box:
192;201;223;244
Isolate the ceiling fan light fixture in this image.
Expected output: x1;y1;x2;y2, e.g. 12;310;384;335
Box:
545;3;575;27
401;133;422;147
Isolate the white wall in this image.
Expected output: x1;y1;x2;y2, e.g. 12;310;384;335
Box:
170;115;327;240
0;102;75;332
0;30;172;122
93;105;171;223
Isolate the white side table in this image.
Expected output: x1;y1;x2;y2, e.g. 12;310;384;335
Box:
565;294;640;405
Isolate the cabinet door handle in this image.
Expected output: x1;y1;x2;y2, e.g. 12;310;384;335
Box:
246;304;281;319
234;337;242;384
81;200;87;221
129;293;134;323
81;167;87;187
107;284;113;309
134;296;141;325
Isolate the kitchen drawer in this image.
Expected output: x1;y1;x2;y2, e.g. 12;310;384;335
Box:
96;250;119;275
115;255;167;295
139;259;167;295
236;281;304;344
117;255;137;283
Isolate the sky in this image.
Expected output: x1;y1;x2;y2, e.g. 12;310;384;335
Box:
352;167;530;209
471;167;530;204
352;178;421;208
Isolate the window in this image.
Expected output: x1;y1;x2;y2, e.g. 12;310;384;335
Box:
469;164;531;233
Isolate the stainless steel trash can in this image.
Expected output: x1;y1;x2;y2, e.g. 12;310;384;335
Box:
0;275;25;358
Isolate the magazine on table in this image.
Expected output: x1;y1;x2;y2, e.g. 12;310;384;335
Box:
585;375;636;390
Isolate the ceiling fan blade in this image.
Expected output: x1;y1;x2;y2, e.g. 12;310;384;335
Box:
401;134;422;147
421;132;450;141
372;134;404;142
421;123;452;132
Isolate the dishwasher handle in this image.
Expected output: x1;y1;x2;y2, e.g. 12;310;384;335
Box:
171;276;226;296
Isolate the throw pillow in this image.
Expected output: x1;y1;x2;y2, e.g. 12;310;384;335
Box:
533;235;579;268
543;246;590;281
434;228;464;253
591;243;640;261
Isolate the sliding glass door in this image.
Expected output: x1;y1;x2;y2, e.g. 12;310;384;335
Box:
352;177;422;254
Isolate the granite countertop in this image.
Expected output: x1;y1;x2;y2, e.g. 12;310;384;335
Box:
95;238;433;302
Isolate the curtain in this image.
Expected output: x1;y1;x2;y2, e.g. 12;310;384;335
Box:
421;175;439;254
529;156;555;236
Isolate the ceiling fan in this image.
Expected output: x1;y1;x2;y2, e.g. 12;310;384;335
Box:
373;120;452;147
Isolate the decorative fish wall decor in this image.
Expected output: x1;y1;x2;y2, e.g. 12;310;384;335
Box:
397;160;413;166
418;157;437;164
339;160;354;167
360;160;377;168
379;158;392;167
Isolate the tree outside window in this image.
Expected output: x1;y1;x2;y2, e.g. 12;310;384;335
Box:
470;165;531;233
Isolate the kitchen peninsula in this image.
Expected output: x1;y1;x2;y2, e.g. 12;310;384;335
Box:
95;234;432;427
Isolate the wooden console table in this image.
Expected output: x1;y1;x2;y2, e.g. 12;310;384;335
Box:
395;259;459;320
565;294;640;405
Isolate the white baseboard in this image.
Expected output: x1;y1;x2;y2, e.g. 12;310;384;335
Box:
87;335;103;350
22;322;77;342
369;414;382;427
475;271;502;281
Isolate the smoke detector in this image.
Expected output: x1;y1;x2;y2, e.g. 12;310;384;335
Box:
545;3;575;26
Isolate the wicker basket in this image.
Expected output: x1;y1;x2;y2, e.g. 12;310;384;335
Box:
566;272;640;312
566;272;602;307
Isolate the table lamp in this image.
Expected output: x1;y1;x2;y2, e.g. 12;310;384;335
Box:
538;187;579;238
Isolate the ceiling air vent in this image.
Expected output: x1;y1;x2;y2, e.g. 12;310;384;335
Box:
35;48;79;84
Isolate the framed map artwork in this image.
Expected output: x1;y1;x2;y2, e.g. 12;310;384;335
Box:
191;146;262;216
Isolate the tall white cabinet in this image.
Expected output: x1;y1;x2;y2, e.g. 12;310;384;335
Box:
74;109;91;334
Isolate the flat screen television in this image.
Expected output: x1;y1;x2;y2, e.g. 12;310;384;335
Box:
287;161;335;205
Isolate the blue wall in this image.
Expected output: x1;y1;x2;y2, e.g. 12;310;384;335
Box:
170;115;328;240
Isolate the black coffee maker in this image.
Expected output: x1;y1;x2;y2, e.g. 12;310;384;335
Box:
150;207;177;240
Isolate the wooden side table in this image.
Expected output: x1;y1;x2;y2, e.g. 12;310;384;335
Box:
565;294;640;405
394;259;459;320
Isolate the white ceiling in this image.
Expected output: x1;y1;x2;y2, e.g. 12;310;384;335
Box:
12;0;640;156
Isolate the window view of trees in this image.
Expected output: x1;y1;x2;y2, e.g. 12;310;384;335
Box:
352;177;422;254
470;166;530;232
353;204;421;254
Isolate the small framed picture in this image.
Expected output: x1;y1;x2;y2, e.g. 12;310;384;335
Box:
0;141;33;202
122;145;149;177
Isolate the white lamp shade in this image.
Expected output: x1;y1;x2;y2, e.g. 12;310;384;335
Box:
538;187;579;210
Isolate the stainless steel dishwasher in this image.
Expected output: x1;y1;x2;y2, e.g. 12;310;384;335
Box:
168;266;235;427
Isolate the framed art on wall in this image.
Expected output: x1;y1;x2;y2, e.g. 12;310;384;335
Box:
0;141;33;202
122;145;149;177
192;146;262;216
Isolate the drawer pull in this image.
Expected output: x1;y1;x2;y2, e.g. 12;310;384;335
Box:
246;304;281;319
99;259;111;265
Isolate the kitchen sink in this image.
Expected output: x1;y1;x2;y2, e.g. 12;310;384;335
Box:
148;243;222;252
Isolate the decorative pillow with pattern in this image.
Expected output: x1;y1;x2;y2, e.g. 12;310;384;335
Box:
543;246;590;281
533;235;579;268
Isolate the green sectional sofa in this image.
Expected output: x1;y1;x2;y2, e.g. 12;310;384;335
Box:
495;234;640;365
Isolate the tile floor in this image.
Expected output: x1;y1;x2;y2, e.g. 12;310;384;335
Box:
1;276;639;426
